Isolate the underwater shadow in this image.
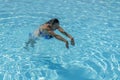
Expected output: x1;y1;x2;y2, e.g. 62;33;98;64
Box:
43;59;95;80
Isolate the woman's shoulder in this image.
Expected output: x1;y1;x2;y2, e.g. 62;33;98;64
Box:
40;24;51;30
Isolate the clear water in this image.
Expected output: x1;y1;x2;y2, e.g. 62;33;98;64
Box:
0;0;120;80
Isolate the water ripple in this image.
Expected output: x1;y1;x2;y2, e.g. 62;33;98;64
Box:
0;0;120;80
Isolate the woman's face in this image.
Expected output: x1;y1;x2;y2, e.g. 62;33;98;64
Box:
53;23;59;27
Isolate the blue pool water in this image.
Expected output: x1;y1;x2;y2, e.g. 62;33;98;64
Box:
0;0;120;80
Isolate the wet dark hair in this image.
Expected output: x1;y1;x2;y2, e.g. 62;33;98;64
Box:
46;18;59;25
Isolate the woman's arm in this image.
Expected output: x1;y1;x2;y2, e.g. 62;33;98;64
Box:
48;30;69;48
58;26;75;46
58;26;72;39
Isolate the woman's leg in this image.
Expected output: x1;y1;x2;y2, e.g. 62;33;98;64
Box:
25;38;36;48
24;33;36;49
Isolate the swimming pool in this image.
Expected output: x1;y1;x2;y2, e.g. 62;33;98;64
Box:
0;0;120;80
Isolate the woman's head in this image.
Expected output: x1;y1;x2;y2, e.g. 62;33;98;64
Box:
46;18;59;25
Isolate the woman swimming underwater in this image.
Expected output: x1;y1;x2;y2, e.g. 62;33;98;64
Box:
24;18;75;49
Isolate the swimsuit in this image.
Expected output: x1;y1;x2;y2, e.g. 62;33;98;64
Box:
39;31;53;39
29;30;53;40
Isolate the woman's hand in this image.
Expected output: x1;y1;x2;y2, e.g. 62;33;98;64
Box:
65;41;69;49
71;38;75;46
